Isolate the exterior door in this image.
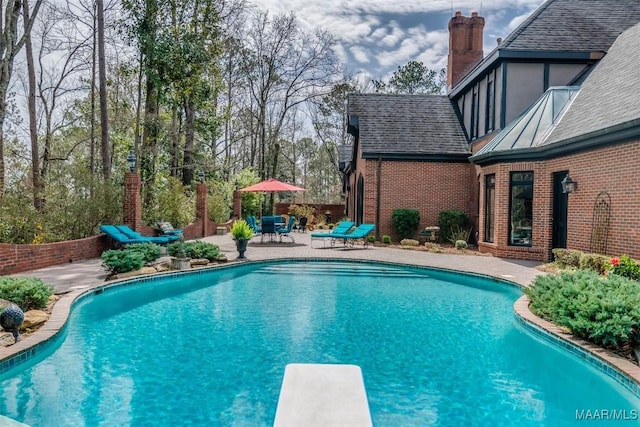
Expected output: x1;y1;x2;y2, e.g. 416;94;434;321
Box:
552;171;569;250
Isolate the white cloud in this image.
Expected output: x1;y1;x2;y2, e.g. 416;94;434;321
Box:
350;45;371;64
247;0;547;76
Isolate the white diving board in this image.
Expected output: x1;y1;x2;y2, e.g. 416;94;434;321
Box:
273;363;373;427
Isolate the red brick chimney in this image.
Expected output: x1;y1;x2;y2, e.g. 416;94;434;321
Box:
447;11;485;88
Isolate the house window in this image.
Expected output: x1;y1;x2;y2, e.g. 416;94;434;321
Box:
470;88;479;139
509;172;533;246
484;174;495;242
486;79;495;133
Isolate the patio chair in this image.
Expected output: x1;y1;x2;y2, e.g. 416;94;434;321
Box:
296;216;308;233
330;223;376;248
114;224;177;244
156;221;184;236
100;224;168;248
261;217;277;243
246;216;262;234
276;216;296;243
310;221;355;247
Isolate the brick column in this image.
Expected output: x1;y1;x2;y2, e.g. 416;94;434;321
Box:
123;172;142;231
196;183;208;236
233;190;242;219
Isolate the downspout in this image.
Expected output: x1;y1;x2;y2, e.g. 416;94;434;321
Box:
375;156;382;241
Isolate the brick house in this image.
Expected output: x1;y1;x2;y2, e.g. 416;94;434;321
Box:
342;0;640;260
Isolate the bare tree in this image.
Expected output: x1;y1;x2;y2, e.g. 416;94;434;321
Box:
0;0;43;196
242;11;340;180
96;0;110;179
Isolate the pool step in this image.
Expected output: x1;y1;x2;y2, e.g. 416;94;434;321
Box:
273;363;373;427
260;264;426;279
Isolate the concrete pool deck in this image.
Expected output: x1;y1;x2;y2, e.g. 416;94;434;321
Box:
15;231;543;294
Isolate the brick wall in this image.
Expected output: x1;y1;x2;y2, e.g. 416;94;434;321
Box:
477;139;640;261
0;236;109;275
358;158;475;241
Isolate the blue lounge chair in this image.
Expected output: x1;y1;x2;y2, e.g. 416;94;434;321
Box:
310;221;355;247
276;216;296;242
156;221;184;236
330;223;376;248
114;225;176;244
100;224;161;247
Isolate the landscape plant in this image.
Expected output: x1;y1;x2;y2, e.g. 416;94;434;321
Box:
455;240;468;250
438;210;468;243
125;243;162;265
168;241;220;261
381;235;391;244
525;270;640;349
101;249;145;275
607;255;640;281
447;225;472;245
230;219;254;240
0;277;54;311
391;209;420;240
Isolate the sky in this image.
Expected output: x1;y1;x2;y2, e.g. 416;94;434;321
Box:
247;0;548;80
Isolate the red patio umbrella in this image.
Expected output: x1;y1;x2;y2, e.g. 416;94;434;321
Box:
239;178;306;216
239;178;306;193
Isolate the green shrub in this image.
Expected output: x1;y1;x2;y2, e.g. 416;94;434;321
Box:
578;253;610;275
448;225;472;245
101;249;145;274
382;235;391;244
438;210;468;243
400;238;419;247
0;277;54;311
179;241;220;260
455;240;468;250
552;248;582;269
525;270;640;349
608;255;640;281
366;235;375;243
126;243;162;265
391;209;420;240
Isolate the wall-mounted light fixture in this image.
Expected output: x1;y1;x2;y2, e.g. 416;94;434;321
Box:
126;150;137;172
235;179;239;190
561;173;577;194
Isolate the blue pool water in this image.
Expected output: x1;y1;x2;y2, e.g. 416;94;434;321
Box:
0;261;637;426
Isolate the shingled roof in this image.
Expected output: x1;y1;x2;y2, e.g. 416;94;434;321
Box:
499;0;640;52
451;0;640;95
543;21;640;147
347;94;469;159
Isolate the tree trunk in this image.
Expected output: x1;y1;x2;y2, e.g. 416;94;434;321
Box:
23;0;42;211
182;98;195;184
96;0;110;180
170;104;179;177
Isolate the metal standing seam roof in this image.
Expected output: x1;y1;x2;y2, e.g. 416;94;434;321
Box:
347;93;469;158
471;86;581;160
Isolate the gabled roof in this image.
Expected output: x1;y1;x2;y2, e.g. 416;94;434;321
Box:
347;94;469;160
471;21;640;164
544;21;640;146
499;0;640;52
451;0;640;96
471;86;580;162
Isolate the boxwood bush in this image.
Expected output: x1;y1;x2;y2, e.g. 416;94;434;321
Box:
168;241;220;260
0;277;54;311
438;210;468;243
102;249;145;274
126;243;162;265
525;270;640;349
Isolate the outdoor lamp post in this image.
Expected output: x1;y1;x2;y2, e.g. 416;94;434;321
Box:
235;179;239;190
198;170;205;183
561;173;577;194
126;150;137;172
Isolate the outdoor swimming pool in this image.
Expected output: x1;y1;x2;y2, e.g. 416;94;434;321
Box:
0;261;637;426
